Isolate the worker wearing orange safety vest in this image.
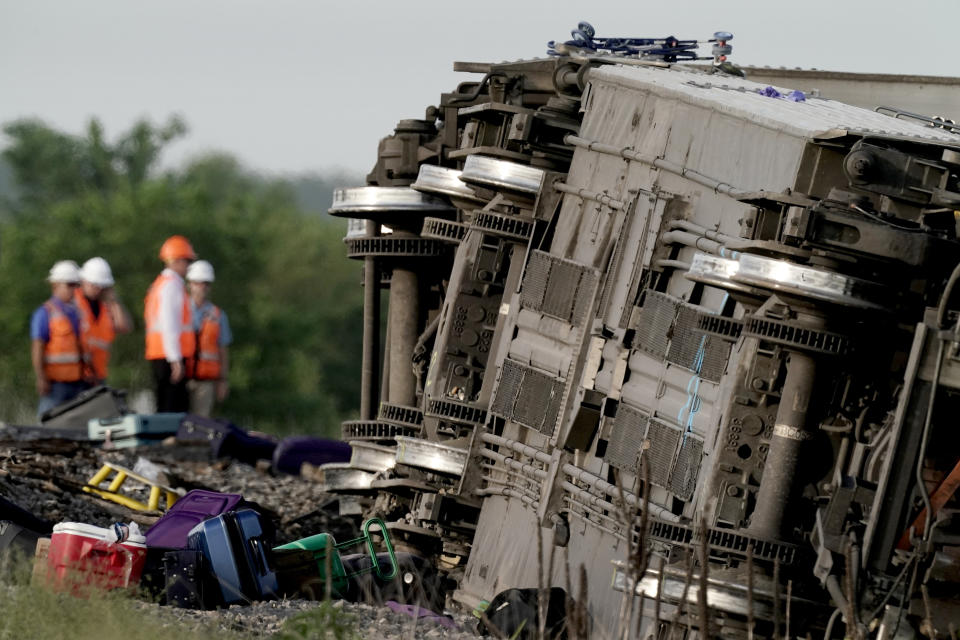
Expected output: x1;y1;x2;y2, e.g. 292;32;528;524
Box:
30;260;88;417
144;235;196;412
75;257;133;384
185;260;232;417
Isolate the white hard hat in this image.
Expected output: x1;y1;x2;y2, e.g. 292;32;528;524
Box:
186;260;215;283
79;257;115;287
47;260;81;284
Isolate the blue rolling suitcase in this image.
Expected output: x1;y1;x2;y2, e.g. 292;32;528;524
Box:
186;509;278;605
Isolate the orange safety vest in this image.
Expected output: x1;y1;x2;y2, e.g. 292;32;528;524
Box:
74;288;115;381
43;301;83;382
193;304;222;380
144;272;196;361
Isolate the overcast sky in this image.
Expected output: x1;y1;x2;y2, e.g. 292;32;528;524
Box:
1;1;956;176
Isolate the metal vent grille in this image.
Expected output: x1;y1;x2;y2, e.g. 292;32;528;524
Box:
666;305;705;370
490;359;525;417
634;291;677;359
645;419;682;488
519;252;551;310
571;271;598;326
604;404;649;470
700;336;729;383
490;358;565;435
668;435;704;500
519;251;597;326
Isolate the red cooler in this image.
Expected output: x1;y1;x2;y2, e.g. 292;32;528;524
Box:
46;522;147;593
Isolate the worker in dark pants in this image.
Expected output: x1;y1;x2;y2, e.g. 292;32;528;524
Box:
144;235;196;412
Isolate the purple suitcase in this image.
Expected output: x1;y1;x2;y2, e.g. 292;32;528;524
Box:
272;436;352;475
145;489;243;549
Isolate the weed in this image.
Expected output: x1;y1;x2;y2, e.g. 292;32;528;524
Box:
275;601;360;640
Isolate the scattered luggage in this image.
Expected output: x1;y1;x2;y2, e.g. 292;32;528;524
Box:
273;517;396;600
0;496;53;534
177;414;276;465
145;489;244;549
39;385;128;428
0;520;43;564
45;522;147;593
344;551;446;612
272;436;352;475
88;413;185;448
479;587;571;640
187;508;278;605
163;549;218;609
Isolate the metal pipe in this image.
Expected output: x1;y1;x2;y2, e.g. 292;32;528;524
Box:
565;135;750;198
480;448;548;479
749;351;817;539
567;507;623;539
380;309;391;402
481;475;542;502
655;259;692;271
475;486;539;507
668;219;744;245
553;181;627;210
387;235;419;406
917;339;944;542
480;432;554;465
360;220;380;420
562;494;626;533
562;464;681;522
480;463;545;492
660;229;744;258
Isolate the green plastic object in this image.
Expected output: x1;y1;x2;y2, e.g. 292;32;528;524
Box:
274;517;397;598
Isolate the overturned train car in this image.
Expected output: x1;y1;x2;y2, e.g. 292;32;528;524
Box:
325;52;960;638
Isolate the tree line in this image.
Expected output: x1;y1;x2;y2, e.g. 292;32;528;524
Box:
0;117;365;437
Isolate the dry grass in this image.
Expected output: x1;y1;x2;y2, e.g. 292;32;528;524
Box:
0;555;239;640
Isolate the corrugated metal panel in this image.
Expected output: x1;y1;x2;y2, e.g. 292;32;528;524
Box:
634;291;677;359
645;419;682;488
519;251;598;327
490;357;566;435
589;65;960;145
604;404;649;471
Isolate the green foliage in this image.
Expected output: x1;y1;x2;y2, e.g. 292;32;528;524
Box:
0;559;235;640
0;118;364;435
276;602;360;640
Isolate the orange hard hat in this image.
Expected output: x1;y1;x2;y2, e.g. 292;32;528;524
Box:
158;235;197;262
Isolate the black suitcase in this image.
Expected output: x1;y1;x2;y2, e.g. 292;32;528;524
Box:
0;520;42;560
163;549;219;609
343;552;447;611
0;496;53;535
273;548;327;599
177;414;276;465
39;385;128;428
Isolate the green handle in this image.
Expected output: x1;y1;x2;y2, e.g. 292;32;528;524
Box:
336;517;397;581
363;518;397;581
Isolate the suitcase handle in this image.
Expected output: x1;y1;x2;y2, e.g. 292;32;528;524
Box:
338;518;398;582
249;537;271;577
97;416;125;426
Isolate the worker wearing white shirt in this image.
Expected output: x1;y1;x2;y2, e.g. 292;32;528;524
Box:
144;235;197;412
